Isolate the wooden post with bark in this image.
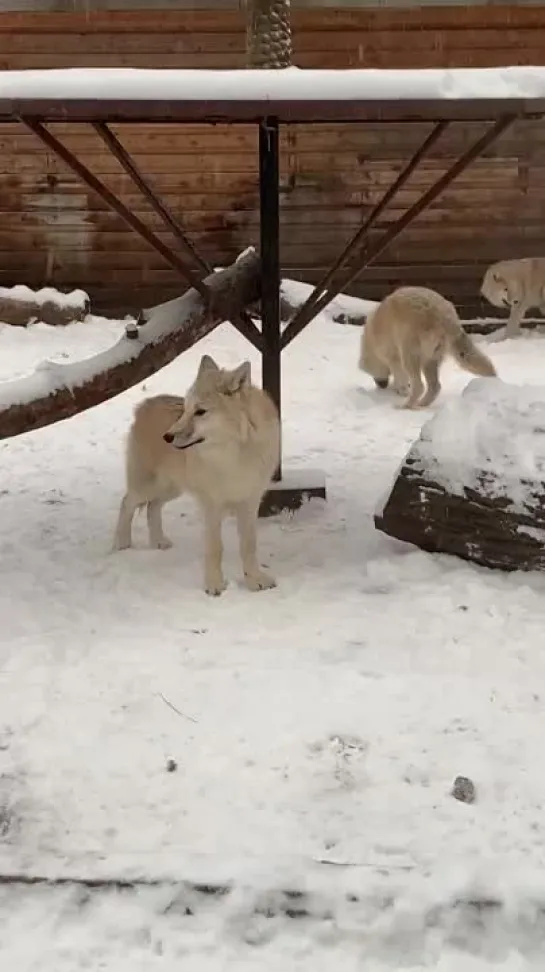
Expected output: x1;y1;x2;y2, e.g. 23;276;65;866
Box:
246;0;292;69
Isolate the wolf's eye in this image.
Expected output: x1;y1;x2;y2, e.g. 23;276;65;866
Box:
194;408;207;417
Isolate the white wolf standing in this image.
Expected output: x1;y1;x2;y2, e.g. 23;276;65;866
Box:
359;285;497;409
113;354;280;596
481;257;545;339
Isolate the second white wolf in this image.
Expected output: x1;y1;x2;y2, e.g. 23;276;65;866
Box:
359;285;497;409
481;257;545;339
113;354;280;596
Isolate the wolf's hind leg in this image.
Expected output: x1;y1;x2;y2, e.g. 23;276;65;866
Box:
391;364;409;396
398;351;424;409
113;492;140;551
418;358;441;407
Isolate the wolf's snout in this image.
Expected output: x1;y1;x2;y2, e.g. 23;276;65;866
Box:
163;432;174;444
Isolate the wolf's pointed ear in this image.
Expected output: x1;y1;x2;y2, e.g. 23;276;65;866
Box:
197;354;219;379
223;360;251;394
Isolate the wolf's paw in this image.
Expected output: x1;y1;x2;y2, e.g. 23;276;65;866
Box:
152;537;173;550
489;327;510;343
112;535;131;552
245;569;277;592
205;574;227;597
395;401;423;411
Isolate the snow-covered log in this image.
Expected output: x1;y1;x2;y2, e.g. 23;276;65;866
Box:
0;286;89;327
375;378;545;571
279;279;373;327
0;248;260;440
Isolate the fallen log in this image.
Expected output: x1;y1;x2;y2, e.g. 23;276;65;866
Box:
375;377;545;571
0;248;261;440
0;285;89;327
279;279;372;328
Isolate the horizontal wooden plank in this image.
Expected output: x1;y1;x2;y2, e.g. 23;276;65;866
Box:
3;48;545;70
0;150;526;177
0;119;533;146
2;221;543;247
4;178;544;209
4;172;545;211
0;10;244;34
2;26;545;56
3;204;545;235
0;230;541;271
0;6;544;36
0;121;543;158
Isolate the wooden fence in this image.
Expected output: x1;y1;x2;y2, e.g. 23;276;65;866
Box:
1;4;545;316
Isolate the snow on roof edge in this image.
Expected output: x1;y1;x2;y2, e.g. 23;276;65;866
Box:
2;66;545;102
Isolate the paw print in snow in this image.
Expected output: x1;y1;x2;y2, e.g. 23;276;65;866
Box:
308;733;368;791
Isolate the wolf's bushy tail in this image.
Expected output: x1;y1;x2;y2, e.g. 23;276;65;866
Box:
450;330;496;378
441;304;497;378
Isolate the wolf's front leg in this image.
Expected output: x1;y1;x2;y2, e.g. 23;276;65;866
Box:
201;502;227;596
235;500;277;592
147;499;173;550
492;301;527;341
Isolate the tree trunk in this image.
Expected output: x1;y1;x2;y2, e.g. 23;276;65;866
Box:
246;0;292;69
0;248;261;441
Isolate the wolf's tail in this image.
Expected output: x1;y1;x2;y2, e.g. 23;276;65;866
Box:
449;329;496;378
442;305;497;378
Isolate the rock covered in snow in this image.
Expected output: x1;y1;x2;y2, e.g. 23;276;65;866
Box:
375;377;545;571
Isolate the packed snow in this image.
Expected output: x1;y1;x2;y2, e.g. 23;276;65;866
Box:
412;377;545;506
2;283;545;969
3;66;545;104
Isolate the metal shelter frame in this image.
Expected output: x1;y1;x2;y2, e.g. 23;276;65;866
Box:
1;84;545;512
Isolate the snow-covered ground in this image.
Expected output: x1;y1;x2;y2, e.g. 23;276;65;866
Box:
1;293;545;969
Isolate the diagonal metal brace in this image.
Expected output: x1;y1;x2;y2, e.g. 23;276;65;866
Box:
22;117;211;303
281;114;517;349
92;120;209;274
91;122;262;351
282;120;449;347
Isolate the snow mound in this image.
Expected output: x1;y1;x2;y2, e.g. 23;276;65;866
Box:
414;377;545;508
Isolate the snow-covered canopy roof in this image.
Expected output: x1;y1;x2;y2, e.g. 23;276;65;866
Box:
1;67;545;123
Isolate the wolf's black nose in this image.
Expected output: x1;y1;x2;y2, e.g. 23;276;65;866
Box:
163;433;174;444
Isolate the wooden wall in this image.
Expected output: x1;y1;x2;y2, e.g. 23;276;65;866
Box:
1;5;545;316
